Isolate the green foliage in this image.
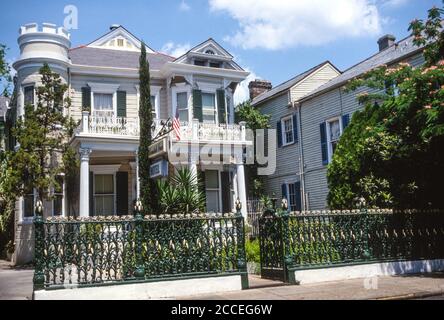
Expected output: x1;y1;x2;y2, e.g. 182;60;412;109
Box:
156;168;206;214
138;43;156;213
0;44;11;96
245;238;260;263
328;3;444;209
235;100;271;198
0;63;78;202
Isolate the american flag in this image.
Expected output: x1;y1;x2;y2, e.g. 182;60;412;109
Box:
172;108;181;141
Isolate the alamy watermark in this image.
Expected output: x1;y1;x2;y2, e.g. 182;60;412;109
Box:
64;5;78;30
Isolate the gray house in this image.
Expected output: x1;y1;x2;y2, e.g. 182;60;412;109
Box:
251;34;425;210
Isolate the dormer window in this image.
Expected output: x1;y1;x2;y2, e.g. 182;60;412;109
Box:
194;60;206;66
205;49;215;55
209;62;221;68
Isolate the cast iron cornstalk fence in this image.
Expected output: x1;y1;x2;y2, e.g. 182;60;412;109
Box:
33;208;248;290
259;206;444;283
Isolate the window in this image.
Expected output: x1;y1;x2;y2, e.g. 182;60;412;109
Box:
281;116;294;146
150;95;157;119
202;93;216;123
23;185;35;218
93;93;113;116
24;86;34;106
288;183;299;212
94;174;115;216
205;170;220;213
194;60;206;66
209;62;221;68
176;92;188;122
52;176;64;216
117;39;124;47
327;118;341;161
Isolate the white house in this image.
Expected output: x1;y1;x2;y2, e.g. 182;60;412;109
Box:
11;23;251;264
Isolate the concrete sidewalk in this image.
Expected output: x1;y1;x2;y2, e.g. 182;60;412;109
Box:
177;273;444;300
1;259;444;300
0;260;33;300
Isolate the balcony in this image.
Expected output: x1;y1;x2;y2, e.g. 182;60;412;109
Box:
75;111;250;145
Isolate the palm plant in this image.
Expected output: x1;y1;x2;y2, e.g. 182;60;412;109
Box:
156;168;206;215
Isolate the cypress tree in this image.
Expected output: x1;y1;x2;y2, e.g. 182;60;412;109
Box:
138;42;154;213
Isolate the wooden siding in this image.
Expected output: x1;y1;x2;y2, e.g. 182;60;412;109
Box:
290;64;340;102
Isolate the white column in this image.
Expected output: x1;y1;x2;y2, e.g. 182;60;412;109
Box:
79;148;92;217
236;163;248;217
189;153;198;185
135;149;140;199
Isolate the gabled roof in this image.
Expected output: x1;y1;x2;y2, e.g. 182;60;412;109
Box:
69;46;174;70
173;38;244;71
251;61;339;106
300;35;424;102
87;25;155;53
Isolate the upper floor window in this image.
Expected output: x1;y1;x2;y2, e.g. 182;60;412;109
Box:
202;92;216;124
281;116;294;146
93;93;113;116
209;62;221;68
24;86;35;106
176;92;189;122
117;39;124;47
326;117;342;162
150;95;157;119
194;60;206;66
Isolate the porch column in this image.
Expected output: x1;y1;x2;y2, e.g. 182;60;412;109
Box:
79;148;92;217
236;163;248;217
189;153;198;185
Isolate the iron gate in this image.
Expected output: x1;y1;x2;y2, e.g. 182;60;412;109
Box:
258;209;287;282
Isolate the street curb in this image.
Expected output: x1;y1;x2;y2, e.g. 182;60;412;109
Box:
373;289;444;300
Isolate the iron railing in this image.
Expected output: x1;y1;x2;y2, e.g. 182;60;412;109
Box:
33;212;248;290
258;207;444;282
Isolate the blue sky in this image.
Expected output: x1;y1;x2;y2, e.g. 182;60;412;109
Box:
0;0;441;102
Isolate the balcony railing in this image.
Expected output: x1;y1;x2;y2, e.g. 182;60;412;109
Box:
76;111;249;144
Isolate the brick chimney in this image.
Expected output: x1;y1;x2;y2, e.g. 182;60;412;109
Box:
248;79;272;100
377;34;396;52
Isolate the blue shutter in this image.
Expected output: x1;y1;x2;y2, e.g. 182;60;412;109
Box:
342;114;350;131
320;122;328;165
281;184;288;200
292;114;298;143
277;121;282;147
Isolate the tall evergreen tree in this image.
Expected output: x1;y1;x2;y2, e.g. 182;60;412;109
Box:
138;42;155;213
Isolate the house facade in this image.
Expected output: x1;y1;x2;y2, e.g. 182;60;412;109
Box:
252;34;425;211
11;23;251;264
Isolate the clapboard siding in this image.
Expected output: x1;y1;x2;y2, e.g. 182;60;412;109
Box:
70;75;167;121
257;92;300;182
300;52;425;210
290;64;340;102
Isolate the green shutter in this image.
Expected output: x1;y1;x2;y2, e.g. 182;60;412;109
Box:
117;91;127;117
193;89;203;122
199;170;206;211
82;87;91;111
320;122;328;165
116;172;129;216
89;172;93;216
217;89;226;124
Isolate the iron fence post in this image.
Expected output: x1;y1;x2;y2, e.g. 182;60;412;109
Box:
134;200;145;280
33;200;45;291
235;199;249;289
280;198;294;283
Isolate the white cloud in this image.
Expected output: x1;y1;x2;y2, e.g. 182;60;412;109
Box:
179;0;191;11
209;0;384;50
160;42;191;58
380;0;409;8
234;68;258;106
